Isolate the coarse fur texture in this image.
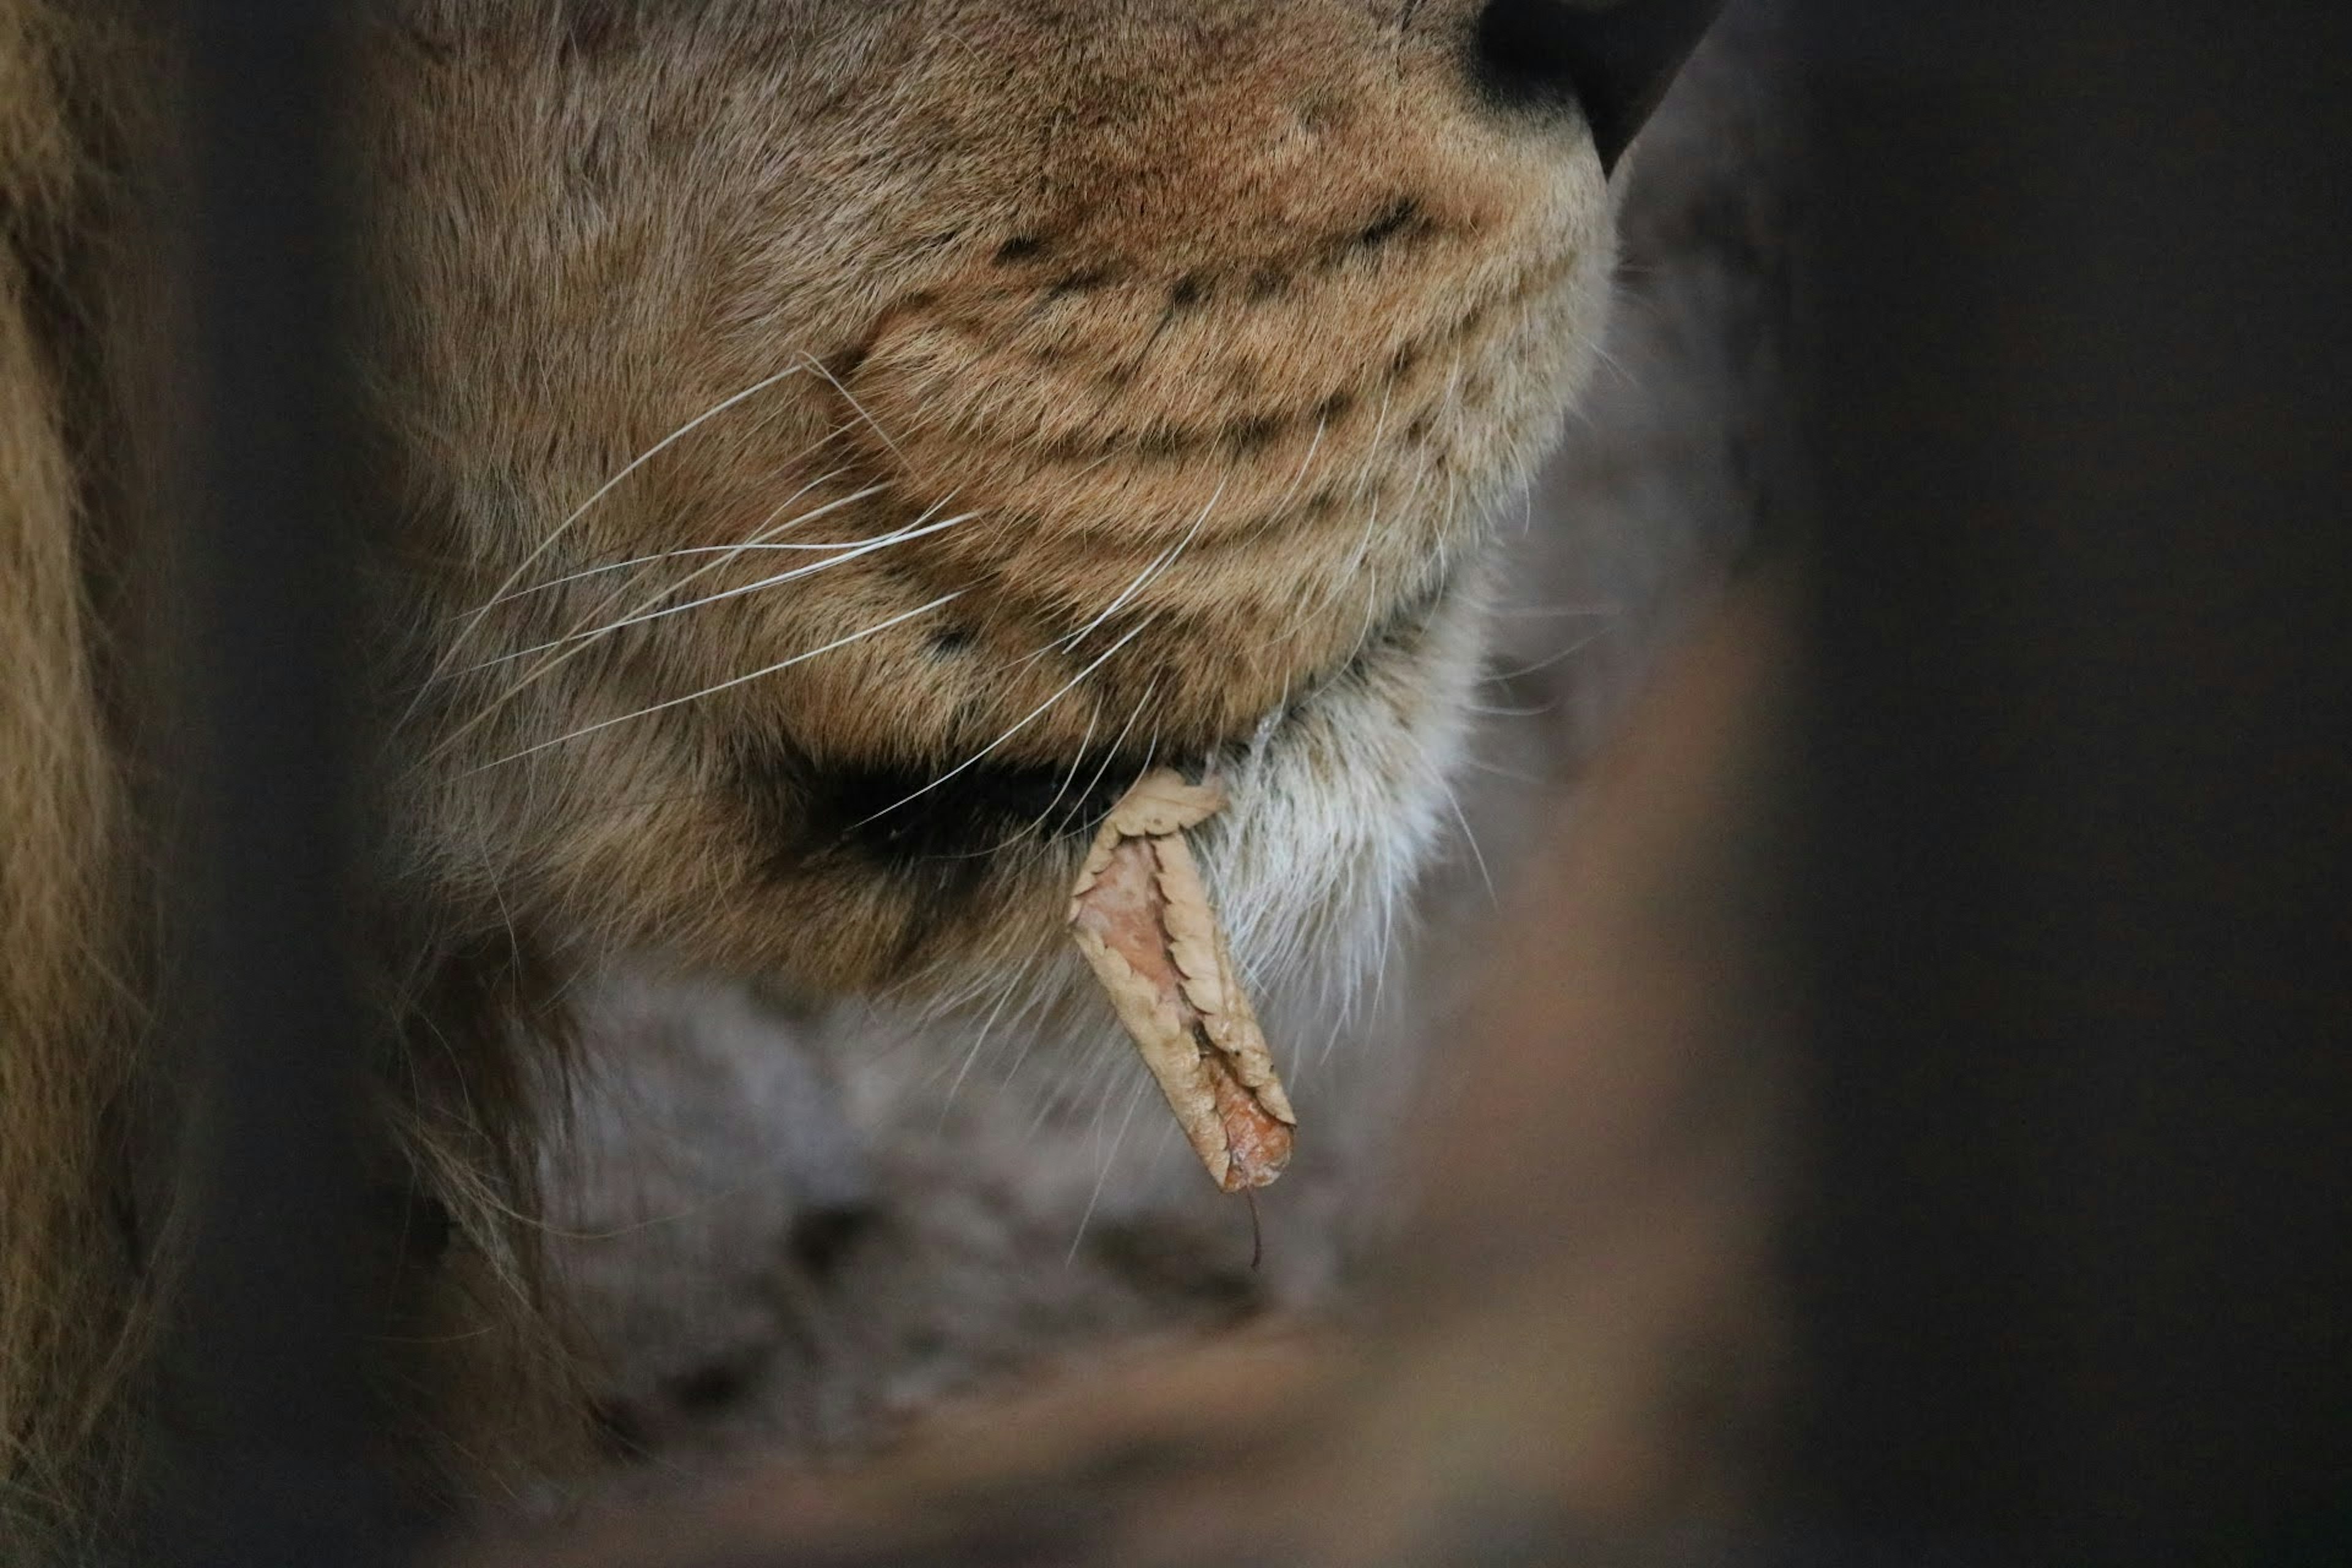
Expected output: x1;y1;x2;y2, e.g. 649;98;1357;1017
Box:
0;2;162;1548
0;0;1699;1555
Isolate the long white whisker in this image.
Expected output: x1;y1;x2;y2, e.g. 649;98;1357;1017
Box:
1461;696;1554;718
1483;623;1615;680
415;475;888;770
1311;995;1349;1071
499;371;954;653
474;592;962;771
1440;778;1497;910
918;694;1110;864
1047;673;1159;842
1488;601;1623;619
492;536;911;600
800;350;910;468
853;618;1155;829
1312;382;1395;617
478;466;870;663
447;473;881;668
980;954;1065;1092
1066;1072;1149;1266
476;462;859;616
1020;706;1099;839
1049;540;1184;660
938;949;1041;1117
1460;753;1544;786
1025;1009;1110;1138
431;484;924;768
470;504;968;672
1249;415;1328;539
421;363;808;692
1033;478;1225;666
959;706;1099;860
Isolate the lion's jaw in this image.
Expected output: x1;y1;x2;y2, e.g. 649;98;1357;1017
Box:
368;1;1617;1009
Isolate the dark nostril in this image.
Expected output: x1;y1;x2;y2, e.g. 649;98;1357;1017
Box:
1472;0;1727;174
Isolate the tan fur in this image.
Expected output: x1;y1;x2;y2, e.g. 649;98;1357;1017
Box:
5;0;1629;1551
0;4;157;1551
370;0;1610;992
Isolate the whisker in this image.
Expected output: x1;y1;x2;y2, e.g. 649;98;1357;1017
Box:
1023;1012;1111;1141
476;461;862;616
1460;753;1544;786
1311;984;1351;1071
1312;382;1395;617
452;476;886;669
468;500;966;672
416;477;894;766
416;363;808;704
490;534;918;601
1488;601;1623;620
800;350;910;468
957;943;1062;1090
989;952;1074;1092
1440;778;1498;910
1066;1074;1150;1266
937;948;1042;1118
1483;622;1615;680
1460;697;1553;718
950;662;1169;861
473;592;962;771
916;700;1110;865
852;617;1156;829
1368;837;1400;1020
477;456;869;660
1246;415;1329;541
1047;674;1161;843
440;491;936;780
1013;706;1099;844
1035;478;1225;665
945;706;1101;862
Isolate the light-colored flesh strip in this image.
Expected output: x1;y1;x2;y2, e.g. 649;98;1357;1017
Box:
1068;771;1295;1193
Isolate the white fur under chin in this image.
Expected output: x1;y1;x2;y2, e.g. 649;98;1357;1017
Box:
1196;565;1493;1030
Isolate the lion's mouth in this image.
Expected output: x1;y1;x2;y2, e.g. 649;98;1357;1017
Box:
785;561;1459;875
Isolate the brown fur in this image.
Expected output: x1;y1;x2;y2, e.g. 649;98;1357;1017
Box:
1;3;163;1549
4;0;1630;1553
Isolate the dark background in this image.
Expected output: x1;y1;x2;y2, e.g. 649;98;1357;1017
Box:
1793;4;2352;1562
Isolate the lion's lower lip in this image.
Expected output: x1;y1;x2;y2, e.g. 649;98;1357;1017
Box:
809;753;1169;867
739;556;1459;880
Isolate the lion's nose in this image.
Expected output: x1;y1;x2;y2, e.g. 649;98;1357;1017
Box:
1473;0;1726;173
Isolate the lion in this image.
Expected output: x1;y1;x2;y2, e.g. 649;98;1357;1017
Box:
1;0;1722;1555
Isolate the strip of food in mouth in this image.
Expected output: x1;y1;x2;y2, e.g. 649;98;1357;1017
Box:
1068;769;1295;1193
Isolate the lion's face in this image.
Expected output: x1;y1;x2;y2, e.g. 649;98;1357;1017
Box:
365;0;1625;1001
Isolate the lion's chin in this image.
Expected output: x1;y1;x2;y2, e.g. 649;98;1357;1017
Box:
703;548;1493;1076
1192;563;1490;1012
900;556;1491;1050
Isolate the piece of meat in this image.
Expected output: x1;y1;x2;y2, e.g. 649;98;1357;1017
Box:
1068;771;1295;1193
